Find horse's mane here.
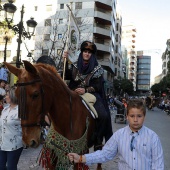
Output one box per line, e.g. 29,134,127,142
34,63,71,94
35,63,59,77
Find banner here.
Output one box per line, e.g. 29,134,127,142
66,4,80,63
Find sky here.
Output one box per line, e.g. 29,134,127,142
118,0,170,82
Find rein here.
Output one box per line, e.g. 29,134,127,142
16,78,45,127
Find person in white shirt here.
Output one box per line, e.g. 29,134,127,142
0,80,6,96
68,99,164,170
0,87,23,170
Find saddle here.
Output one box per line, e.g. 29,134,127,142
80,93,98,119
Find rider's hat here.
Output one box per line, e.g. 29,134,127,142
80,41,97,54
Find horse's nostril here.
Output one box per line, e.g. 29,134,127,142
30,140,37,148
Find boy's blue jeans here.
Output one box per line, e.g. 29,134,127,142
0,147,23,170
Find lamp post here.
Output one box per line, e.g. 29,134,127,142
3,1,37,68
3,32,12,62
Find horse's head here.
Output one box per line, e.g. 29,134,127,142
4,61,45,148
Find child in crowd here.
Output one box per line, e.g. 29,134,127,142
68,99,164,170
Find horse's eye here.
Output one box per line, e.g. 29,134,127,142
32,92,39,99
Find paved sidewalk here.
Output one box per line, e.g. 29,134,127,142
18,111,120,170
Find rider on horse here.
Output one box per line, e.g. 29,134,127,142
63,41,113,149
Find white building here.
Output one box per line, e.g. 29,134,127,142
0,0,57,65
122,24,137,91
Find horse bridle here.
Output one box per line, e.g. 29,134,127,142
16,78,45,127
16,75,74,137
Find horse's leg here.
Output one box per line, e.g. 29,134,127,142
97,163,102,170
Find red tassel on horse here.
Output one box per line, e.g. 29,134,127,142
78,163,89,170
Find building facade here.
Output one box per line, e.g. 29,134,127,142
162,39,170,78
136,53,151,94
121,24,137,91
154,74,162,84
33,0,121,95
0,0,123,93
114,3,123,79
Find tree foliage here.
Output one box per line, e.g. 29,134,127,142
114,78,134,96
151,75,170,97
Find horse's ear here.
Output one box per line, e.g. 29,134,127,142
4,62,21,77
23,60,38,75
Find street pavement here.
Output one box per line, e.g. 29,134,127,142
18,108,170,170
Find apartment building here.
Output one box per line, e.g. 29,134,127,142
122,24,137,91
0,0,122,94
162,39,170,78
136,52,151,95
39,0,119,94
114,3,123,79
154,74,162,84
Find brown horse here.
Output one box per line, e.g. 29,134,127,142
4,61,102,170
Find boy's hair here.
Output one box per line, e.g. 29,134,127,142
127,99,146,116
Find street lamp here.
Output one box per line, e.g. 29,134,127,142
3,1,37,68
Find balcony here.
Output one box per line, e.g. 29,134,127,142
98,58,115,73
129,75,135,80
130,64,135,69
95,42,110,53
93,25,111,38
130,72,135,76
95,0,112,10
132,28,136,32
129,70,135,75
94,10,111,23
132,34,136,38
131,55,135,58
130,57,136,62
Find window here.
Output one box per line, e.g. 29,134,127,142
42,50,49,55
34,6,38,11
46,5,52,11
116,34,118,42
45,19,51,26
57,49,62,55
59,19,63,24
60,4,64,9
0,50,11,59
115,45,118,53
115,68,117,76
76,17,82,25
115,57,117,65
58,34,62,39
44,34,50,41
1,0,8,2
116,23,119,31
75,2,82,9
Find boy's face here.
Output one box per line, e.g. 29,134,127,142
127,108,145,132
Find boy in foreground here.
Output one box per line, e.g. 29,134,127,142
68,99,164,170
